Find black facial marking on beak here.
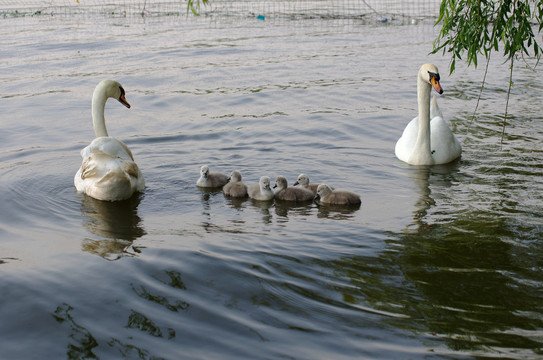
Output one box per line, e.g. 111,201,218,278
428,71,440,82
118,86,131,108
428,71,444,94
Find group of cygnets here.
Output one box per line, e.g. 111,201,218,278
196,165,361,206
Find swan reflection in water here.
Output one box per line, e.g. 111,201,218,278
405,161,460,231
79,193,146,260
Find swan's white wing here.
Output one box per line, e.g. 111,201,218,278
396,114,461,165
81,137,134,161
75,137,144,201
395,116,419,163
430,116,462,164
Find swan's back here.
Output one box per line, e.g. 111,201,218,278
223,170,248,198
321,190,361,205
316,184,361,206
275,186,314,202
224,182,248,198
75,137,144,201
80,136,134,160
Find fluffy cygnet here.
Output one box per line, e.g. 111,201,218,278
293,173,330,195
273,176,314,202
223,170,248,198
315,184,361,205
248,176,274,201
197,165,229,188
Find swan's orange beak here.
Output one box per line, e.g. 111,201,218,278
119,94,131,109
430,77,443,94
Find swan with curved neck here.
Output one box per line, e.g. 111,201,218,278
395,64,461,165
74,80,144,201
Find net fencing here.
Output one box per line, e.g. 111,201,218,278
1,0,441,21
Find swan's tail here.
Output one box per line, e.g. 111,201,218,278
430,94,443,119
90,168,133,201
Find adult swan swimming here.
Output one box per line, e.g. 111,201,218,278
395,64,461,165
74,80,145,201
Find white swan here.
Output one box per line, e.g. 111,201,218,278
74,80,144,201
395,64,462,165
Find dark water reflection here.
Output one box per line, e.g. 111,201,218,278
79,194,146,260
316,202,361,220
273,201,313,219
389,221,543,356
381,162,543,357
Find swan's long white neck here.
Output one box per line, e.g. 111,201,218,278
92,85,109,138
410,72,434,165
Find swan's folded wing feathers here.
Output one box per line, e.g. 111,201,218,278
119,141,135,161
91,170,133,200
80,157,97,179
88,137,134,161
95,169,129,186
80,149,111,179
123,161,140,179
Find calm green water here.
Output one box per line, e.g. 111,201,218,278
1,10,542,360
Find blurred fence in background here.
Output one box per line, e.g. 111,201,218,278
0,0,441,20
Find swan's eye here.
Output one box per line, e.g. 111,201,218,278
119,86,126,97
428,71,440,82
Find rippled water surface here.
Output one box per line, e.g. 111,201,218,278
1,8,543,360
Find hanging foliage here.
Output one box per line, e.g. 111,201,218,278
432,0,543,74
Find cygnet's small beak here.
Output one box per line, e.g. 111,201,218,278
430,77,443,94
314,194,320,201
118,94,131,108
293,181,299,186
273,184,277,189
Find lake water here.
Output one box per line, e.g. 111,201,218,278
1,3,543,359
